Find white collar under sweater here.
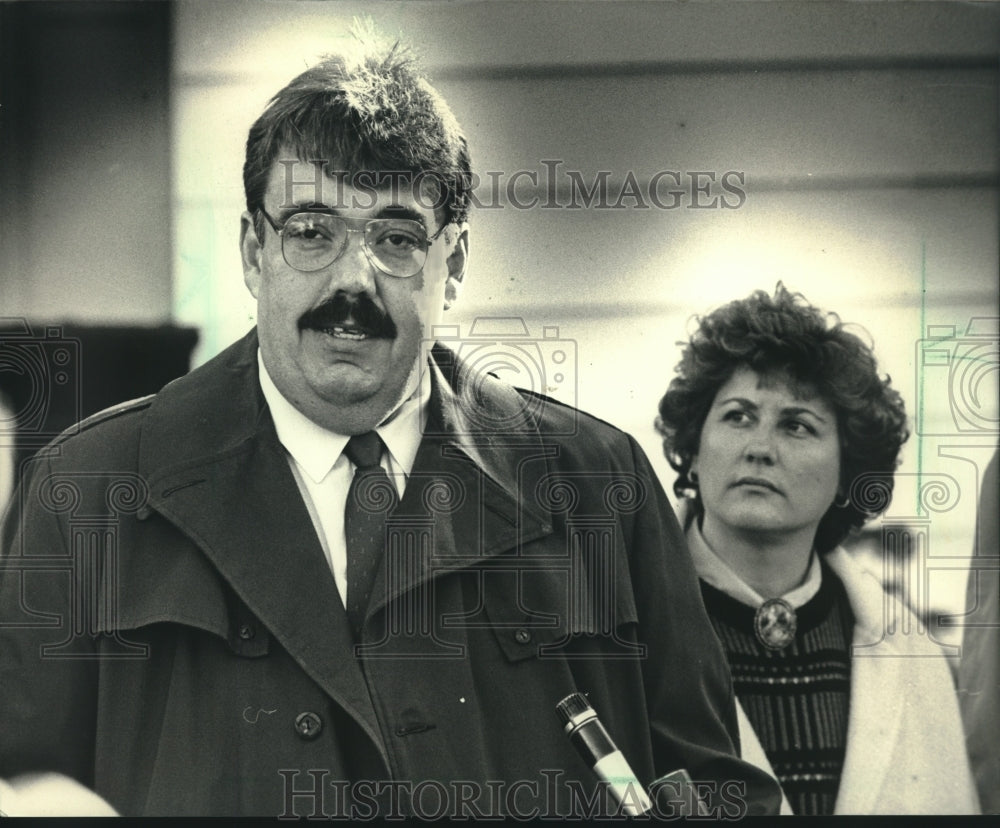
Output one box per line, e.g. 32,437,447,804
682,504,823,610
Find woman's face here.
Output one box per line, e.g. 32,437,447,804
692,366,842,543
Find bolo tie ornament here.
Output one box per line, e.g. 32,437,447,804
754,597,797,650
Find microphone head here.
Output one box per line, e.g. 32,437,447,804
555,692,592,726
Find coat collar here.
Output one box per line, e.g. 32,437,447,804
137,329,553,526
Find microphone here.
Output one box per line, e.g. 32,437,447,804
555,692,653,816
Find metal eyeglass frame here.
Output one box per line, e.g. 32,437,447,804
258,207,450,278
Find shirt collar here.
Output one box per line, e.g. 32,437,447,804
257,349,429,483
685,515,823,610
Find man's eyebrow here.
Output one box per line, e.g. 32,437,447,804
275,203,428,227
375,204,427,226
276,203,333,221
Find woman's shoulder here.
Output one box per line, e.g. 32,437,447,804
824,547,952,659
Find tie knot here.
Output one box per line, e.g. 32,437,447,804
344,431,384,470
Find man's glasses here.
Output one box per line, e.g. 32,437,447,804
259,209,448,278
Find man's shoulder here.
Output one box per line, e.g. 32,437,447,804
35,394,153,470
38,332,258,467
513,385,631,444
432,343,637,457
11,394,154,494
506,386,649,477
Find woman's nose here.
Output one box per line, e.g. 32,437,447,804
743,433,776,464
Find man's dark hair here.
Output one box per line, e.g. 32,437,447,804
655,283,910,553
243,27,472,243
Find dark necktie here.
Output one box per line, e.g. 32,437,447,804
343,431,398,639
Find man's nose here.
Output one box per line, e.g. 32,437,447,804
322,230,378,295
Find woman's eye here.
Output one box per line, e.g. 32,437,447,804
723,409,750,424
785,420,815,436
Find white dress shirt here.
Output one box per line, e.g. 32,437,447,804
257,350,428,607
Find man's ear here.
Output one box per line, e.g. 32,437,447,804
239,211,263,298
443,225,469,311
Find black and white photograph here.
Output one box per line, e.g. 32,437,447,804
0,0,997,817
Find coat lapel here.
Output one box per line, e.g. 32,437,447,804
137,331,385,761
826,548,905,814
363,350,555,625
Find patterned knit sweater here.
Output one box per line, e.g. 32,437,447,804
699,562,854,816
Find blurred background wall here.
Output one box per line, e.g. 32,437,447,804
1,0,998,641
0,0,172,320
0,0,199,512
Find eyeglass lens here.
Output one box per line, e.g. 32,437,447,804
280,213,430,277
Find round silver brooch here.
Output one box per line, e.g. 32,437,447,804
754,597,797,650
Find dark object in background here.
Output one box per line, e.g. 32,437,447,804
0,321,199,489
958,451,1000,813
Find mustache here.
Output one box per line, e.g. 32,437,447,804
298,291,397,339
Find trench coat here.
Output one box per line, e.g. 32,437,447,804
735,548,979,814
0,330,780,817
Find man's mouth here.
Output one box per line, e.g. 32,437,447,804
299,292,397,340
319,324,372,341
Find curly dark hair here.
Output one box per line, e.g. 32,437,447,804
655,283,909,553
243,24,472,244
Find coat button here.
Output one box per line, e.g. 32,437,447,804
238,623,256,641
514,628,532,644
294,712,323,740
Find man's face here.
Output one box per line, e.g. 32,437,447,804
240,158,468,434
